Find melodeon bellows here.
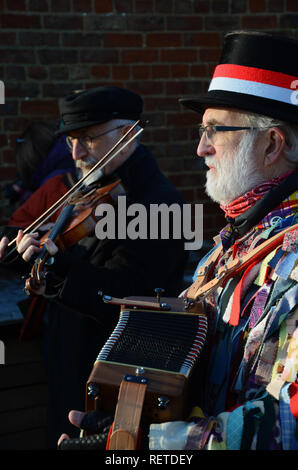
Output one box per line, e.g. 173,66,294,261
86,303,207,423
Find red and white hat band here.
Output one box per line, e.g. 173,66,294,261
209,64,298,105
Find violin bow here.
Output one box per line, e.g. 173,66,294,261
7,120,145,248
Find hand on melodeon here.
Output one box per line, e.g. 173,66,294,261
58,410,114,450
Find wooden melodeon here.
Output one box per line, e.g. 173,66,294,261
86,295,207,449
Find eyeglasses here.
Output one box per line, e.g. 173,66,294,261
66,125,125,151
198,125,267,143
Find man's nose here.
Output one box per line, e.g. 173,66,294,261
196,133,215,158
71,139,88,161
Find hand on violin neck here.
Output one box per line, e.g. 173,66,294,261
17,230,59,262
0,236,9,260
16,230,40,262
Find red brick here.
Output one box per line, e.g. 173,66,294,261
146,33,182,47
169,127,189,140
268,0,285,12
0,14,41,29
287,0,298,11
280,14,298,28
94,0,113,12
166,81,204,95
161,49,197,63
205,15,240,30
42,83,76,98
190,64,209,78
27,66,48,80
144,96,178,111
81,49,118,64
184,32,220,47
134,0,155,12
155,0,173,13
199,48,221,62
121,49,158,64
126,81,163,95
0,166,17,180
104,33,142,48
43,15,83,29
28,0,49,11
49,66,69,80
171,64,189,78
167,112,200,127
62,33,102,48
6,0,26,10
249,0,266,12
4,117,29,131
158,158,184,173
115,0,133,13
194,0,210,13
73,0,92,11
132,65,150,79
167,16,203,30
168,173,202,187
0,32,16,45
38,49,78,65
3,149,17,164
126,16,165,31
21,100,59,116
92,65,111,79
0,135,7,147
19,32,59,46
147,128,170,142
50,0,71,12
112,65,130,80
242,15,277,29
5,65,26,80
151,65,170,78
179,188,195,203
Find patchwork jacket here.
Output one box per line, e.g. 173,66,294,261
149,191,298,450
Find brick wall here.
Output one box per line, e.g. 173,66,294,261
0,0,297,238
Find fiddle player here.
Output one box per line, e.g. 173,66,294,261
0,86,187,448
58,32,298,450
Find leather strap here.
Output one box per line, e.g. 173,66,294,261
187,223,298,304
186,245,222,300
108,379,147,450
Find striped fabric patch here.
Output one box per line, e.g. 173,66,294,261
209,64,298,105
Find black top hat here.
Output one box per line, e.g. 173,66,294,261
56,86,143,135
180,31,298,124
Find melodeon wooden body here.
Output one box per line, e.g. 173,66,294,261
86,297,207,424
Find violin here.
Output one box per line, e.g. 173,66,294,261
24,178,126,296
4,121,145,295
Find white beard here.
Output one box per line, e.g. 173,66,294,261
205,132,266,205
76,155,103,186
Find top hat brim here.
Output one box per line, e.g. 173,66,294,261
179,89,298,125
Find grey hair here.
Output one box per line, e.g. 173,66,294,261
242,112,298,165
110,119,142,145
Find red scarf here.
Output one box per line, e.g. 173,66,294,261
220,171,295,219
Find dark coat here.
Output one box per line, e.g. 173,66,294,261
21,144,188,448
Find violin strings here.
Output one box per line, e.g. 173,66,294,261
7,122,144,247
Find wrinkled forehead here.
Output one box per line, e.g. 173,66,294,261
202,107,248,126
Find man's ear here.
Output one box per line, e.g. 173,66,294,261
264,127,286,167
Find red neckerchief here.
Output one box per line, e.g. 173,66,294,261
220,170,295,219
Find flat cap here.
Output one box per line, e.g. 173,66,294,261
56,86,143,135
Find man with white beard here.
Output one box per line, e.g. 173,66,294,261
58,31,298,451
